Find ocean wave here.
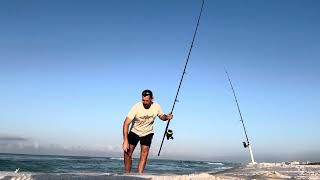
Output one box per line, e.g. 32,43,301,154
207,162,224,166
109,157,124,161
214,166,233,170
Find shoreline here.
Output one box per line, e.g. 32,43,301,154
1,162,320,180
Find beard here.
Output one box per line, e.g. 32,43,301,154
143,103,152,109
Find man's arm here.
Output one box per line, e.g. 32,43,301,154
122,117,133,152
159,113,173,121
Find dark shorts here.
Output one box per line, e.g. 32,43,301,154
128,131,154,147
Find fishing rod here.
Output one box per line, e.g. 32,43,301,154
225,69,256,164
157,0,205,157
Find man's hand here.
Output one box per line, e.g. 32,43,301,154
166,113,173,120
160,113,173,121
122,140,129,152
123,117,133,153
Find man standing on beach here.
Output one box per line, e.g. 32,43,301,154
122,89,173,173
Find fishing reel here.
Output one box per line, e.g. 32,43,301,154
166,129,174,140
243,141,249,148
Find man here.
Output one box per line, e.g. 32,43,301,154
122,89,173,173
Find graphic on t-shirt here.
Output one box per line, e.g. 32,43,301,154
139,114,155,120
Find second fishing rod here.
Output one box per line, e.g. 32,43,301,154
225,69,256,164
157,0,205,157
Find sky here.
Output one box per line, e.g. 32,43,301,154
0,0,319,163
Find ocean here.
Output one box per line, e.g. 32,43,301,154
0,153,238,175
2,154,319,179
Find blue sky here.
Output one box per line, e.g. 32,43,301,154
0,0,319,162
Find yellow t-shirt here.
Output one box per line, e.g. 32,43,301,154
127,102,164,137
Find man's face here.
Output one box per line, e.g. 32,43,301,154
142,95,152,108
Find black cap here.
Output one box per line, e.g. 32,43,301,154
142,89,153,98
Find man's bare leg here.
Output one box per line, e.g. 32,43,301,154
137,145,150,173
124,144,136,173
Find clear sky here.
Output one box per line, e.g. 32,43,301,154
0,0,319,162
